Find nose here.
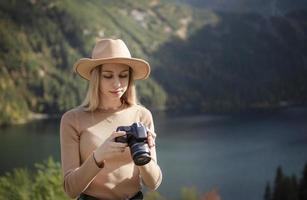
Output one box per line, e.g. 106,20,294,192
112,76,121,88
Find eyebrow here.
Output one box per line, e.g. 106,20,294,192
101,69,129,73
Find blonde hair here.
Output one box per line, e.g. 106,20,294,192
81,65,137,111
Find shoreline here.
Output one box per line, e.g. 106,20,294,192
0,112,62,127
1,104,307,127
27,112,62,122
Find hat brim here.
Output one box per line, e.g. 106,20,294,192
74,57,150,80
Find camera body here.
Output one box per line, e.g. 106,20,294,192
115,122,151,166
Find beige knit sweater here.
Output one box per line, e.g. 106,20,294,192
60,104,162,199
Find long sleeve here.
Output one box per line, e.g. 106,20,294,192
138,108,163,190
60,110,101,198
60,105,162,199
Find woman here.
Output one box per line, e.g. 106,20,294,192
60,39,162,200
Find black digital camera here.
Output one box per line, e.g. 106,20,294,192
115,122,151,166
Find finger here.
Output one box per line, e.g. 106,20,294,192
110,142,128,148
110,131,126,140
147,136,156,148
148,141,154,148
147,129,157,139
108,143,126,152
148,142,155,148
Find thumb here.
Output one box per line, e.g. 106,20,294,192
110,131,126,140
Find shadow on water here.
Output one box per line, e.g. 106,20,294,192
154,106,307,199
0,118,61,174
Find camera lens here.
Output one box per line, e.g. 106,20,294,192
130,143,151,166
134,155,151,166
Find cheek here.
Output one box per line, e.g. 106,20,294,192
121,78,129,88
100,80,108,92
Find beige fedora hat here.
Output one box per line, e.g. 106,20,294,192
74,39,150,80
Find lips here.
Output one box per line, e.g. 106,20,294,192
110,89,123,95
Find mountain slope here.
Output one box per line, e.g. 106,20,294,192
172,0,307,15
152,10,307,113
1,0,306,125
0,0,212,125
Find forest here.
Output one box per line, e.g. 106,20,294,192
0,0,306,124
264,163,307,200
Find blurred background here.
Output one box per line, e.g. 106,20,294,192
0,0,307,199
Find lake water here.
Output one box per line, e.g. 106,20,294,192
1,107,307,200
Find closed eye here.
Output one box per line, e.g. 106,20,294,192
119,74,128,78
102,75,112,79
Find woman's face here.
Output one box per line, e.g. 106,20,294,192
100,63,130,101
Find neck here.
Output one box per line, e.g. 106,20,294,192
99,98,123,110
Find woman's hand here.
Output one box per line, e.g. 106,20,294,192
94,131,128,164
147,129,157,148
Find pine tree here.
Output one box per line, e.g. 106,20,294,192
264,182,272,200
282,175,299,200
299,162,307,200
273,166,285,200
290,175,299,200
267,163,307,200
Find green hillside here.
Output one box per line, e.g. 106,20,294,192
153,10,307,113
172,0,307,15
1,0,306,125
0,0,213,125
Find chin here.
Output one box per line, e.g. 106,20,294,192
109,94,123,99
